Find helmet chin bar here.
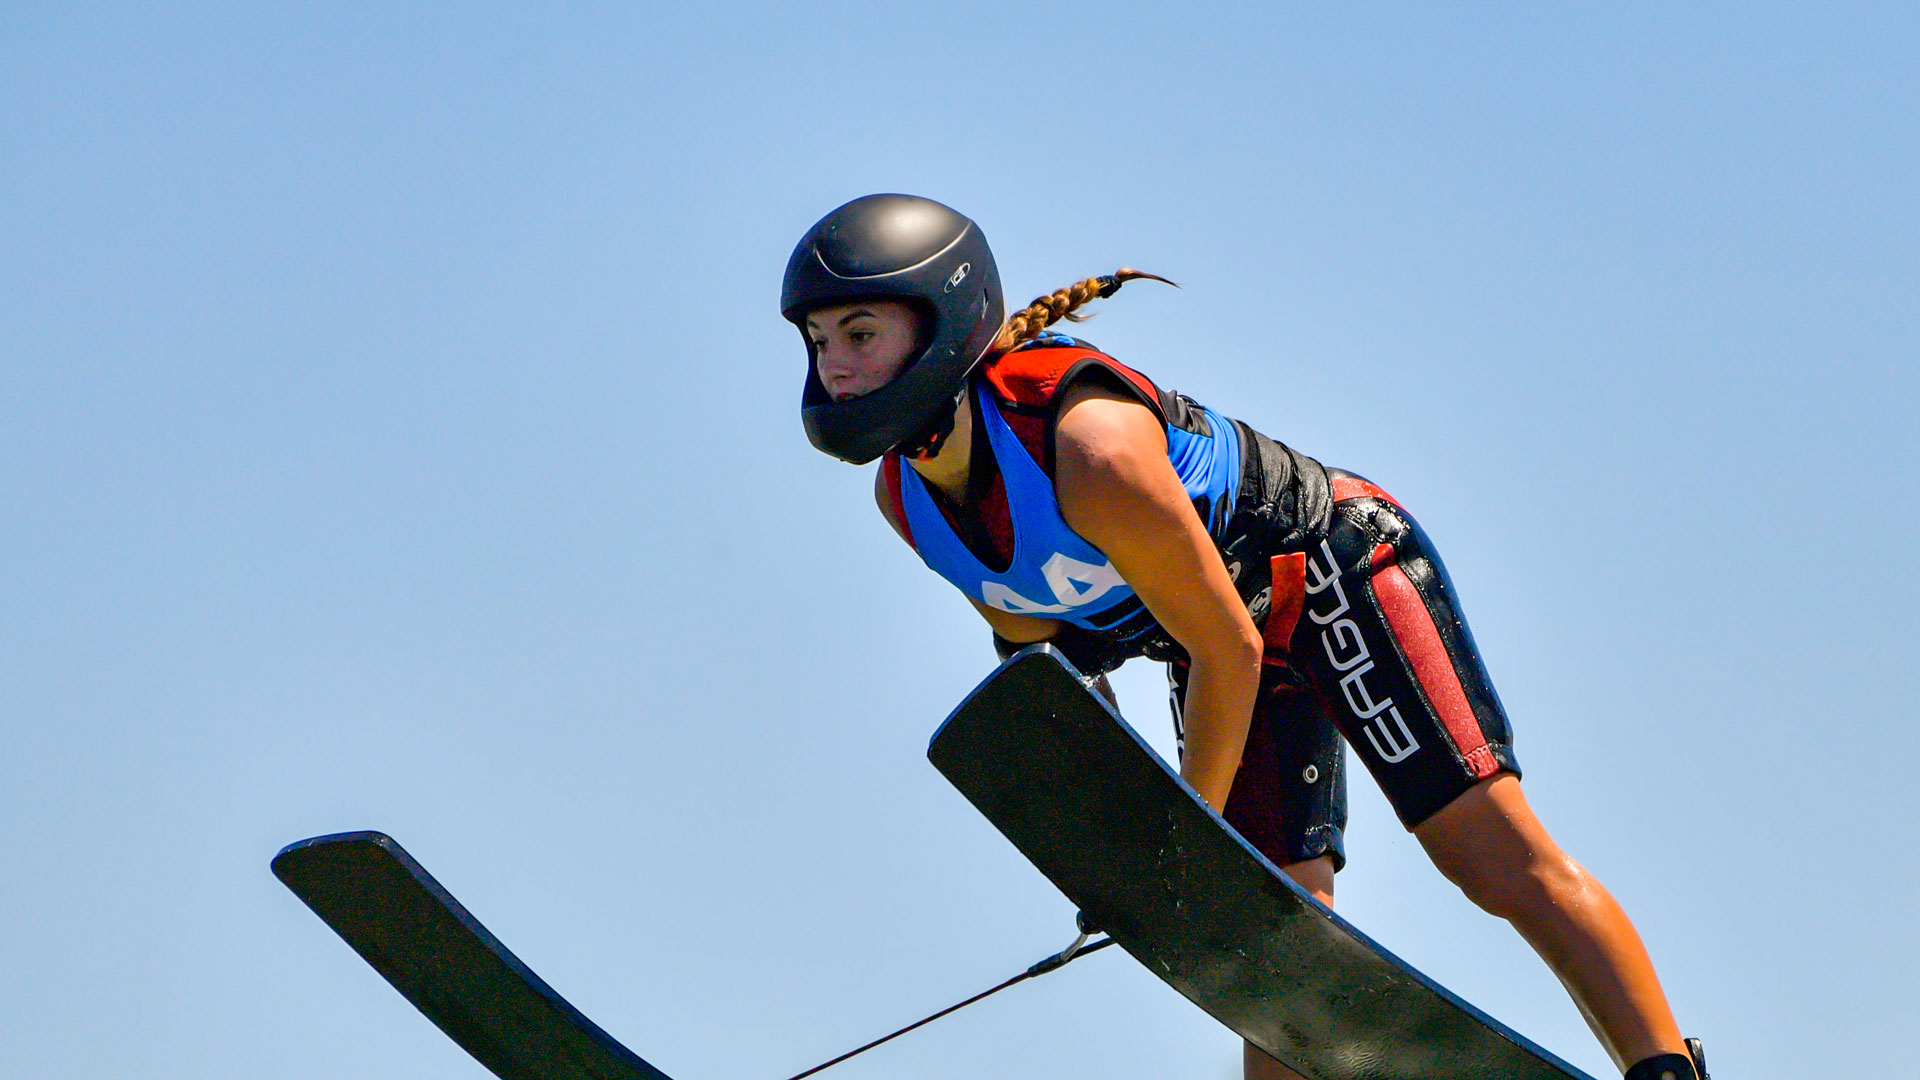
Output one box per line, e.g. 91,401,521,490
898,391,962,461
798,334,958,465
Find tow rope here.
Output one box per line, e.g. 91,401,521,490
783,923,1115,1080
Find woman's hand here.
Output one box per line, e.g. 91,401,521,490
1053,383,1262,812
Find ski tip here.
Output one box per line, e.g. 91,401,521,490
927,644,1075,754
271,830,400,877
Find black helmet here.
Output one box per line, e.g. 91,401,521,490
782,194,1004,464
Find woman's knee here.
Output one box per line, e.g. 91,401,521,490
1281,854,1336,906
1449,845,1589,922
1414,776,1584,920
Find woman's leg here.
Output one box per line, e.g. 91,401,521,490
1279,482,1697,1073
1243,856,1337,1080
1413,774,1686,1072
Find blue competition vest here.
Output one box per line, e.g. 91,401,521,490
898,376,1241,640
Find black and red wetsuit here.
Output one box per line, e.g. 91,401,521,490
880,334,1520,870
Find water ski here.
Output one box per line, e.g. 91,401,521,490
927,645,1598,1080
273,832,674,1080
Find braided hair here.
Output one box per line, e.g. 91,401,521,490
990,268,1178,354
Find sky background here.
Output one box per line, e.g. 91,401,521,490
3,5,1915,1079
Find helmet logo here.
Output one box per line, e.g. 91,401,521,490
944,262,970,292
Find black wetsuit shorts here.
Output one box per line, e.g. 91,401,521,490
1169,469,1521,871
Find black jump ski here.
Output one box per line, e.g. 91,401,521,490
928,646,1599,1080
272,832,673,1080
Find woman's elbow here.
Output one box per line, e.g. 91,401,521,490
1194,622,1263,676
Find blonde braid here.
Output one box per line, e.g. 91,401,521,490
991,268,1178,354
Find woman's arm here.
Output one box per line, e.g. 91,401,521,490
1053,383,1263,812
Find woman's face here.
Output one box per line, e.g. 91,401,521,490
805,300,922,402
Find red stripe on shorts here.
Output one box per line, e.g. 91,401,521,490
1368,542,1500,778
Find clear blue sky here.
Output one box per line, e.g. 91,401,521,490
4,5,1914,1078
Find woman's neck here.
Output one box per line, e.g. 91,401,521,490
906,390,975,504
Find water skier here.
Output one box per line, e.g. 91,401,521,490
781,194,1706,1080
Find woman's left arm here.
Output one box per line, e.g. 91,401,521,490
1053,383,1263,812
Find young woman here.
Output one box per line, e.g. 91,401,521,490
781,193,1707,1080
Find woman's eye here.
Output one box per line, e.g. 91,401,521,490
849,330,874,344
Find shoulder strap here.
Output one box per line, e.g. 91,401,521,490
980,345,1167,420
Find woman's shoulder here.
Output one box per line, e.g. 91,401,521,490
978,332,1163,415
